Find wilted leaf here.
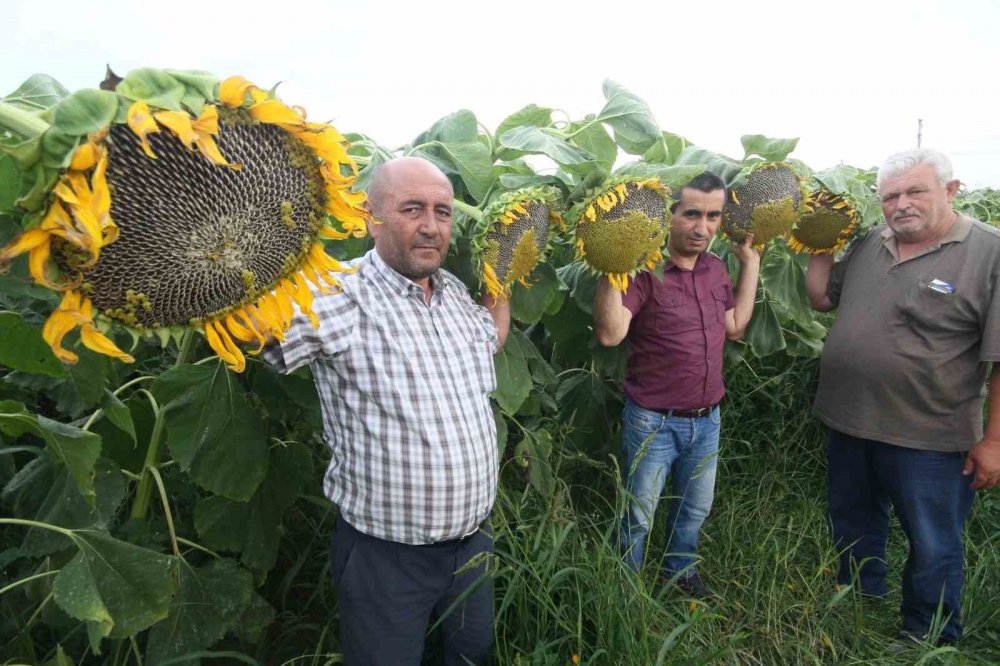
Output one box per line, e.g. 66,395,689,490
145,558,253,665
154,362,268,501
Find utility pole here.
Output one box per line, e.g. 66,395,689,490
917,118,923,148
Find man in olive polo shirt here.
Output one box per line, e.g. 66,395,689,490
806,148,1000,644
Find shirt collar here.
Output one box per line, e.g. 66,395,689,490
664,252,710,273
880,211,973,258
367,249,448,299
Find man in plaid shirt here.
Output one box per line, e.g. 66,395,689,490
264,157,509,665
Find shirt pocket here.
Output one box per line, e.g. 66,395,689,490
711,284,730,324
654,286,699,332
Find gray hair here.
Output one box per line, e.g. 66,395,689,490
877,149,954,189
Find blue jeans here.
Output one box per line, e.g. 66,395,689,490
827,429,975,642
618,398,721,577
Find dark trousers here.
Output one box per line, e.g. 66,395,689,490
827,429,975,642
330,515,494,665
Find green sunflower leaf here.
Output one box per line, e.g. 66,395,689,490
52,529,175,648
492,330,532,413
2,73,69,112
0,153,22,212
556,370,615,452
744,298,786,358
40,126,81,169
0,312,68,377
231,592,276,643
432,140,493,203
568,120,618,170
510,262,562,325
145,558,253,666
413,110,478,145
498,126,596,166
674,146,744,188
741,134,799,163
193,443,313,570
52,89,118,137
0,403,101,507
596,80,661,155
165,70,219,102
99,389,136,445
760,249,813,324
116,68,186,111
153,362,268,501
2,456,126,557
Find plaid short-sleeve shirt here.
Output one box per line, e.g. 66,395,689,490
264,250,499,544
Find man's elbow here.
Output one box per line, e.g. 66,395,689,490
807,294,835,312
726,326,746,342
595,326,625,347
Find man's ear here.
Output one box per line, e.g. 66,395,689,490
365,201,381,238
945,179,961,202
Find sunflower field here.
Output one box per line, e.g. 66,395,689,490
1,70,998,665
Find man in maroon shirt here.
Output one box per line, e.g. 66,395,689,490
593,172,760,597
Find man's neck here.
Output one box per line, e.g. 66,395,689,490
896,210,958,261
670,252,701,271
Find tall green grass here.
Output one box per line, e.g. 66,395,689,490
219,353,999,665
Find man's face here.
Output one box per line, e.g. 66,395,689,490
880,163,959,244
668,187,725,259
368,161,454,281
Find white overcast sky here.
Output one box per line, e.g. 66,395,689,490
2,0,998,188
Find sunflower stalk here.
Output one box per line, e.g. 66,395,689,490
129,330,195,521
453,199,483,221
0,101,50,140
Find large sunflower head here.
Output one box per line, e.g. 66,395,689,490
571,176,672,292
722,162,805,248
788,184,860,255
0,70,369,372
472,186,563,301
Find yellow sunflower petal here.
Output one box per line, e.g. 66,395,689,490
219,76,261,108
192,104,220,135
0,227,50,261
289,273,319,328
80,324,134,363
42,291,86,363
127,101,160,159
204,320,243,371
193,134,241,169
154,110,197,148
69,141,101,171
249,100,305,127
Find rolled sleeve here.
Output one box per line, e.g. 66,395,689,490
474,304,499,355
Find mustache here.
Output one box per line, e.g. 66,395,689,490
892,209,916,221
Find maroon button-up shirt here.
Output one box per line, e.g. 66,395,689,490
621,253,734,411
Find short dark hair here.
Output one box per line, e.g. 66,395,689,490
670,172,726,213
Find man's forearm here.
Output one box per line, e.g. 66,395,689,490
806,255,835,311
482,293,511,352
593,277,630,346
732,255,761,334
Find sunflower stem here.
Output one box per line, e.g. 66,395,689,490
0,102,50,140
130,330,195,521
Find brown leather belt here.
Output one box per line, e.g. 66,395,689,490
653,403,718,418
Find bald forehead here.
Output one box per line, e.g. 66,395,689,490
368,157,453,209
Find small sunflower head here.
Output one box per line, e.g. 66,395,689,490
473,186,563,301
722,162,805,248
788,185,860,255
571,176,672,292
0,70,369,372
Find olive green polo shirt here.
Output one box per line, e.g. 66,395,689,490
813,214,1000,452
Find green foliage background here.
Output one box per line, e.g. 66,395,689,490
0,72,997,665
